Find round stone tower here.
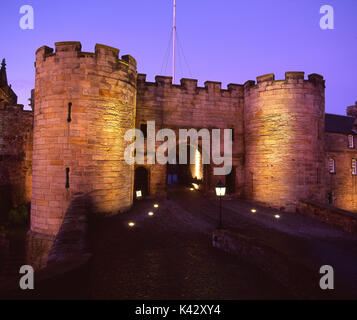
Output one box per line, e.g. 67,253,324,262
244,72,325,212
31,42,137,238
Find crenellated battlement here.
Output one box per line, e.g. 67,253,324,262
256,73,275,83
35,41,136,70
55,41,82,53
244,71,325,92
137,71,324,96
308,73,325,87
2,104,33,113
285,71,305,81
137,73,244,96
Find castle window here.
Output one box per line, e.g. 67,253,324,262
67,102,72,122
329,158,335,174
348,135,354,148
65,168,70,188
140,123,148,139
352,159,357,175
327,192,333,205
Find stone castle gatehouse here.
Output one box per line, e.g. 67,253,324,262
1,42,357,255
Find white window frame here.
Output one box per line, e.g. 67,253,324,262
329,158,335,174
352,159,357,176
348,135,354,149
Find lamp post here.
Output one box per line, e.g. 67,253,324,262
215,180,226,229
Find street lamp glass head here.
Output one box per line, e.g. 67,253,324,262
215,180,226,197
136,190,142,198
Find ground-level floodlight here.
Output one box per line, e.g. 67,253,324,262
192,183,199,190
136,190,142,199
192,177,201,190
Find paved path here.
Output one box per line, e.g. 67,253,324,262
89,193,292,299
89,187,357,299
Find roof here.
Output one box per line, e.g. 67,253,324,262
325,113,355,134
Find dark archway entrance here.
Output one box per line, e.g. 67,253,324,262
167,162,191,186
134,166,149,197
167,145,203,187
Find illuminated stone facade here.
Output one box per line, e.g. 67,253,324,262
244,73,326,211
31,42,137,237
1,42,357,248
324,104,357,212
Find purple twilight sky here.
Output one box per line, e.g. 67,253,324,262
1,0,356,114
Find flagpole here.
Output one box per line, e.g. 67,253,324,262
173,0,176,83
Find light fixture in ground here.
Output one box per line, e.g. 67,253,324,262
148,212,154,216
128,222,135,227
274,215,280,219
190,188,194,191
192,183,199,190
154,204,159,208
251,209,257,213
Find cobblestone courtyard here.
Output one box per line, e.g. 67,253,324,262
89,187,357,300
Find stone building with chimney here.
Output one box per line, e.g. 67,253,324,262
0,59,18,107
0,59,33,216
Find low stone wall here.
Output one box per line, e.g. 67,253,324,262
297,200,357,234
26,231,54,270
0,194,92,299
47,194,91,264
212,229,321,299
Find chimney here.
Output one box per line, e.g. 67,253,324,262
347,101,357,118
0,58,8,87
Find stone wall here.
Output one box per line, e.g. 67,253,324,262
325,132,357,212
244,72,326,212
31,42,137,238
0,105,33,216
136,75,245,196
298,200,357,233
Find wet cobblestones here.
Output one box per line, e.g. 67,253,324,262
89,190,293,299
